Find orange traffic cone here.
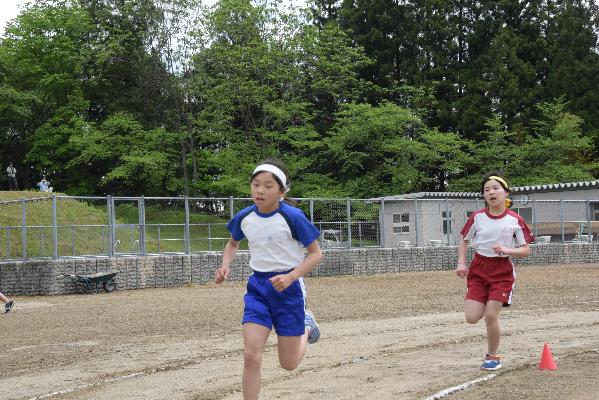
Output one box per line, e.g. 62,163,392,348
538,343,558,370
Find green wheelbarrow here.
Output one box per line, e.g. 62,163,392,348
64,271,118,293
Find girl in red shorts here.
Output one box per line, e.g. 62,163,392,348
456,172,534,370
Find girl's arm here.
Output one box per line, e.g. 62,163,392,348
492,243,531,258
269,240,323,292
215,236,240,284
456,235,469,277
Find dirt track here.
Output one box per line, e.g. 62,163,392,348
1,264,599,400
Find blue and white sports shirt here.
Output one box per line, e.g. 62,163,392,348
227,202,320,273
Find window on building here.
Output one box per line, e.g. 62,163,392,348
393,213,410,234
513,207,532,222
591,202,599,221
442,211,452,234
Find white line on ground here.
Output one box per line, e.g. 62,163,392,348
422,374,497,400
27,372,146,400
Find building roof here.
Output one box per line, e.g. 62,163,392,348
511,180,599,193
376,180,599,200
379,192,480,200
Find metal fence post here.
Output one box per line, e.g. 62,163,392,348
112,197,117,254
358,222,362,247
445,197,451,245
184,196,191,254
560,200,565,243
71,225,76,256
107,195,115,257
309,198,314,223
6,227,11,258
139,196,146,255
380,198,385,248
229,196,234,220
587,199,592,242
414,199,419,247
346,197,352,248
157,225,161,253
532,200,538,238
21,198,27,260
52,195,58,259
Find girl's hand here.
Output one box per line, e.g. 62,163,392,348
456,264,468,278
215,266,230,284
493,244,509,256
269,273,294,292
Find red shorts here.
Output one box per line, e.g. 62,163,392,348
466,253,515,306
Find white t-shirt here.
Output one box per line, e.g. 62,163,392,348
461,208,534,257
227,202,320,273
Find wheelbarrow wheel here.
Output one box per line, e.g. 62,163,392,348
103,280,117,293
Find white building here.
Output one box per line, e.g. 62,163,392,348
377,180,599,247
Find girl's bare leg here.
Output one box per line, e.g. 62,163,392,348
464,299,485,324
242,323,271,400
484,300,504,355
0,292,9,303
277,328,309,371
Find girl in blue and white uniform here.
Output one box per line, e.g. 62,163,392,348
215,159,322,400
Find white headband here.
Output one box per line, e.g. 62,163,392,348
253,164,289,192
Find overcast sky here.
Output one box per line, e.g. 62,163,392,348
0,0,24,35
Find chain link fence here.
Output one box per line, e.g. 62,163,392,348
1,196,598,261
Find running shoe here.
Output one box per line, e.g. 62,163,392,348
304,310,320,344
481,354,502,371
4,300,15,314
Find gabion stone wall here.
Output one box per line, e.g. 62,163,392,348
1,243,598,296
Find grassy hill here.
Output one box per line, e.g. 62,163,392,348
0,191,106,227
0,191,234,257
0,191,57,201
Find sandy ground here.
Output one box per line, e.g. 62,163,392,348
1,264,599,400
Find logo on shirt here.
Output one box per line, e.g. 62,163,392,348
267,235,287,242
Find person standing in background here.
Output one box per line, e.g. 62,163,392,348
6,162,18,190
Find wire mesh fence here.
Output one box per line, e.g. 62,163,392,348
56,196,110,257
1,195,598,261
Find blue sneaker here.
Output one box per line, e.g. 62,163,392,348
304,310,320,344
481,355,502,371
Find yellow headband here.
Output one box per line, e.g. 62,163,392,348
488,175,508,189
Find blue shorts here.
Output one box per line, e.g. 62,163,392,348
243,270,306,336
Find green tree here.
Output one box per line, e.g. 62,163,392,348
153,0,207,196
324,102,417,196
299,22,375,135
511,99,597,184
69,112,181,195
451,99,597,191
190,0,303,196
544,0,599,146
78,0,174,127
0,0,92,188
